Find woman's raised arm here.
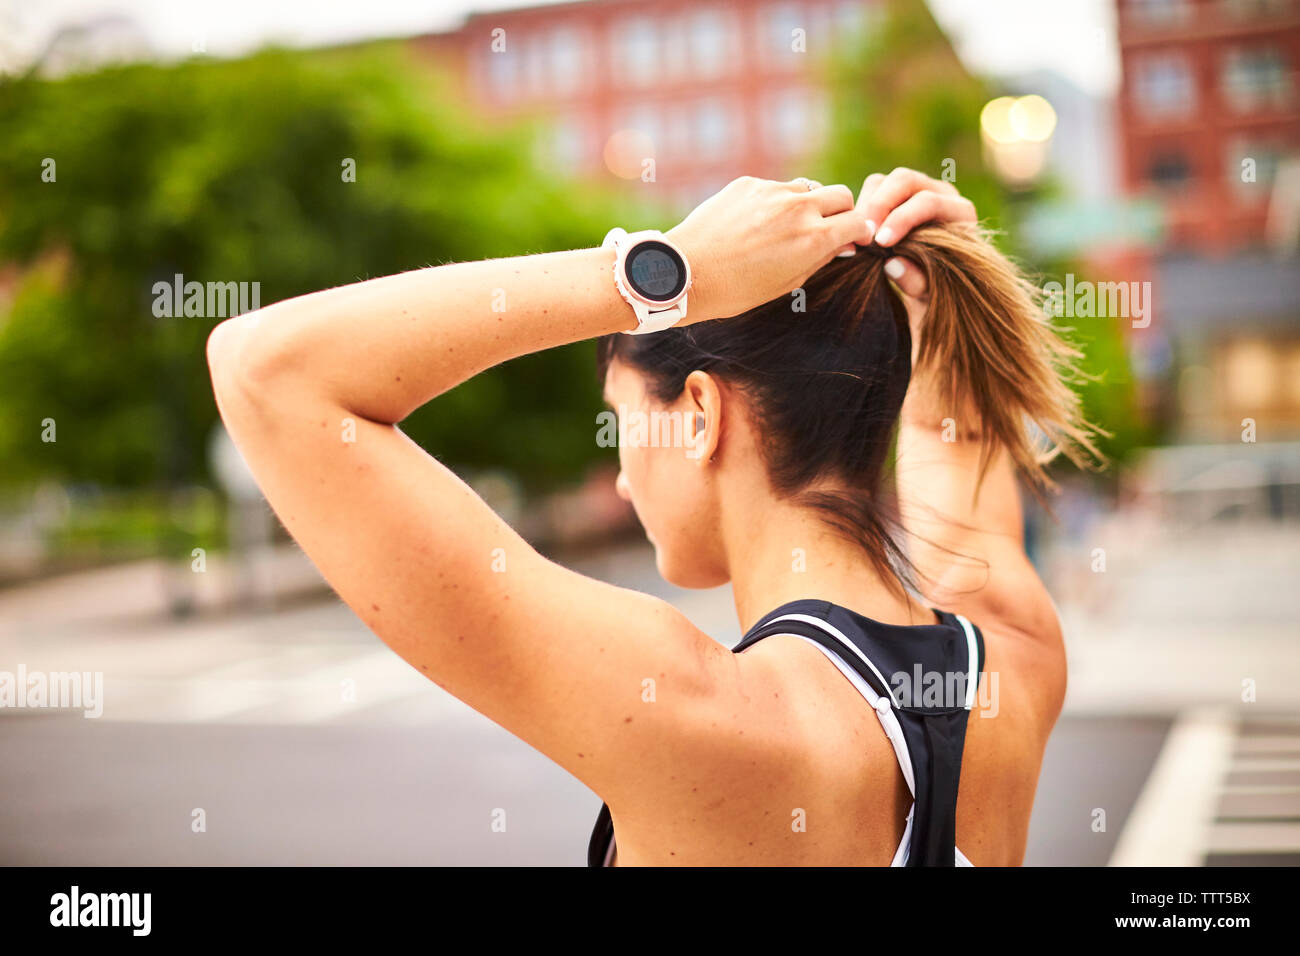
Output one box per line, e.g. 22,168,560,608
209,177,867,425
204,177,870,801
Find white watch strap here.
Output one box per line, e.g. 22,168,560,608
632,299,687,333
603,227,689,334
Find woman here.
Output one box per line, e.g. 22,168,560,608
207,168,1098,866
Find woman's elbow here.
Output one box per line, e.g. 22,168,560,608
206,313,289,405
206,317,237,375
206,318,243,395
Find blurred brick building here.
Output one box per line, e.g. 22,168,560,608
1115,0,1300,442
407,0,1300,444
412,0,878,210
1117,0,1299,252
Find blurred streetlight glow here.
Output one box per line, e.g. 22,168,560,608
981,94,1057,186
980,96,1019,144
1009,94,1057,142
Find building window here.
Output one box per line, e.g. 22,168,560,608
1225,139,1281,199
1133,54,1196,118
805,0,879,53
1147,151,1192,189
659,15,690,78
1221,47,1291,112
522,37,547,96
1218,0,1294,20
1128,0,1192,26
544,115,591,175
546,26,586,96
484,46,519,101
690,97,740,161
615,104,664,154
762,87,827,156
833,0,874,37
687,8,737,79
661,101,688,158
612,16,659,87
762,2,806,64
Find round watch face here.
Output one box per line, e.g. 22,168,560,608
624,241,687,302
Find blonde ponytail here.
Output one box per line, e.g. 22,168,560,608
889,222,1106,493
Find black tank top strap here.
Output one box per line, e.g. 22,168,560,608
587,598,985,867
587,802,615,867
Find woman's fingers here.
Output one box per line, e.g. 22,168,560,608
860,167,963,243
863,175,933,296
807,183,856,216
856,172,887,235
874,191,977,247
809,184,862,256
821,205,876,251
848,166,976,301
664,175,887,320
884,256,929,300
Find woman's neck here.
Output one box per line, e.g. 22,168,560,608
721,490,933,635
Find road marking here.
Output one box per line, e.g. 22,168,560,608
1234,734,1300,755
1229,756,1300,772
1208,821,1300,852
1109,707,1237,866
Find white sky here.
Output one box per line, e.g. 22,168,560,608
1,0,1120,96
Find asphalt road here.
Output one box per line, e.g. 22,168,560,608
0,708,1167,866
6,518,1295,866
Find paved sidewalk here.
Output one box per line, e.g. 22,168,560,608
0,542,330,633
1045,518,1300,716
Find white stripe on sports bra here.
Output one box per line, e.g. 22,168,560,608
956,613,979,710
772,616,976,868
762,612,904,707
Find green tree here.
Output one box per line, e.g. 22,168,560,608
0,44,623,497
817,0,1005,237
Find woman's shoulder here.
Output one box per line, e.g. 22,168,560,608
969,597,1068,740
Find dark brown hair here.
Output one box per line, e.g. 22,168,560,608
596,221,1101,591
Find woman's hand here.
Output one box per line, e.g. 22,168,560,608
665,176,872,324
855,167,977,307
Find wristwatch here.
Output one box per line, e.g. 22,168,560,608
602,227,691,334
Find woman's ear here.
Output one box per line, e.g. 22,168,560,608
682,370,722,464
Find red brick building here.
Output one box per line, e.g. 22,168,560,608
413,0,879,209
1116,0,1299,254
1114,0,1300,441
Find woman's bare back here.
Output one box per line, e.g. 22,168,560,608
605,613,1065,867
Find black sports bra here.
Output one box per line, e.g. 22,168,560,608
587,598,986,866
